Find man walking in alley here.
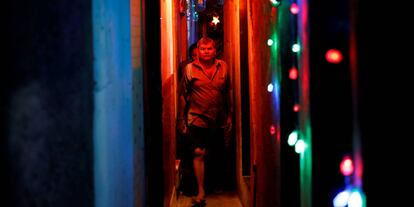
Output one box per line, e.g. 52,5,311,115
177,37,233,206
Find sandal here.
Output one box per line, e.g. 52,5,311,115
191,198,206,207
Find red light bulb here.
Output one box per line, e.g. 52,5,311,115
289,67,298,80
325,49,343,64
340,155,354,176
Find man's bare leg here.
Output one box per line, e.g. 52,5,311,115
193,148,205,202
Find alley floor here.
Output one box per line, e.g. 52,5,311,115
177,190,242,207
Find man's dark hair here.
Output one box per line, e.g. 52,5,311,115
189,43,197,54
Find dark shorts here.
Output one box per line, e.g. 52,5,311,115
187,126,224,152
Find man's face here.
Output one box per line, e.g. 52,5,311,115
198,42,216,62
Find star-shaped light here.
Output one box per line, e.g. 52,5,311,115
212,16,220,25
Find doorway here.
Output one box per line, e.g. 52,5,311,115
173,0,250,206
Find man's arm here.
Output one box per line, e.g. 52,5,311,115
177,65,190,134
178,92,187,121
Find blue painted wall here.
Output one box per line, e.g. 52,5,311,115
92,0,135,207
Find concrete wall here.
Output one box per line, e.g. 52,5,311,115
160,0,180,206
92,0,135,206
223,0,251,207
247,0,282,206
